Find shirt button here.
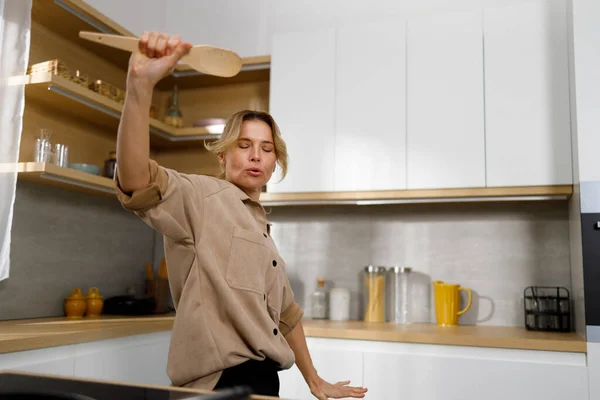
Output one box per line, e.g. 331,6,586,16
272,260,277,267
273,328,278,336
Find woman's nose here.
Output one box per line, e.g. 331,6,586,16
249,147,261,161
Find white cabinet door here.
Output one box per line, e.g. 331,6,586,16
268,29,336,193
0,345,76,378
73,332,171,386
362,342,588,400
484,0,572,186
334,21,407,192
589,342,600,400
278,337,363,400
406,11,485,190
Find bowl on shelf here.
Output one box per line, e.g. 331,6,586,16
69,163,101,175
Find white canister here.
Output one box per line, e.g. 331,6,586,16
329,288,350,321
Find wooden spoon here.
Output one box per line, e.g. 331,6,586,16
79,31,243,78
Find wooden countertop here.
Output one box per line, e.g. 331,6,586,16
0,314,586,354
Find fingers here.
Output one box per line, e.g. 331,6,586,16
155,33,169,57
139,32,189,59
146,32,159,58
165,34,181,56
139,31,149,54
168,41,192,62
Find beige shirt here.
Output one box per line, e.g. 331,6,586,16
114,160,303,390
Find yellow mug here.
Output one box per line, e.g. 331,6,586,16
433,281,472,326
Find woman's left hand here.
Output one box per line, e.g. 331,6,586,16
309,376,368,399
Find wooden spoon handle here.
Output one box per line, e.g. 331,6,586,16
78,31,243,78
79,31,139,53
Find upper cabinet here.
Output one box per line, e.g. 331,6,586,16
334,21,407,192
267,0,572,197
267,28,336,193
483,0,572,186
406,11,485,190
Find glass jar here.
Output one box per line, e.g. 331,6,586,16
388,266,412,324
363,266,386,322
311,277,328,319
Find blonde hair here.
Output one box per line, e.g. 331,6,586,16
205,110,288,181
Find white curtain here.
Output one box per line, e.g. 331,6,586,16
0,0,32,281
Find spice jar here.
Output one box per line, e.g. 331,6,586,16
85,287,104,318
103,151,117,179
363,266,386,322
64,288,86,318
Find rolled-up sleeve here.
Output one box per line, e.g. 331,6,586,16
114,159,202,244
278,275,304,336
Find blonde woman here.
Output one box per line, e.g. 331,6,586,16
114,31,368,399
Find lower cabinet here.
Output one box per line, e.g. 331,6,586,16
0,344,77,377
279,337,589,400
2,334,590,400
73,331,171,386
0,331,172,387
278,337,364,400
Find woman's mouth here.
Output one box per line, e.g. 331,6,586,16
246,168,263,177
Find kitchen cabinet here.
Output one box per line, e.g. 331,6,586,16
483,0,572,187
590,342,600,400
280,337,588,400
362,341,588,400
0,344,76,377
406,11,485,190
278,337,364,400
73,331,171,386
0,332,171,386
267,28,336,193
334,21,407,192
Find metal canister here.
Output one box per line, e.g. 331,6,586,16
388,266,412,324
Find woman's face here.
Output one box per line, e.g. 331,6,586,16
221,119,277,199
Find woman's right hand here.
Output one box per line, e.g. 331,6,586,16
127,31,192,90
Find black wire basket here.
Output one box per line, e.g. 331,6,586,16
524,286,571,332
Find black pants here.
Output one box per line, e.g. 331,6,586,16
214,358,280,397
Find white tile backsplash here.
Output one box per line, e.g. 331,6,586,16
267,201,572,327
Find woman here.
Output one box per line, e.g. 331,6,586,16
114,31,368,399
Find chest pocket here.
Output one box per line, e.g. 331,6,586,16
226,227,269,294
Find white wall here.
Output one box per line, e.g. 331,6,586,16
83,0,166,36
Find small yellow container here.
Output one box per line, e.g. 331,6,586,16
85,287,104,318
64,288,86,319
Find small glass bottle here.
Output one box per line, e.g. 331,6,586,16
164,85,183,128
311,277,328,319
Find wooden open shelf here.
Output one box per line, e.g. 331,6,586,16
32,0,270,90
16,162,115,198
23,73,221,148
31,0,134,70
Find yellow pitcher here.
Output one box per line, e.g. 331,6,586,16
433,281,472,326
